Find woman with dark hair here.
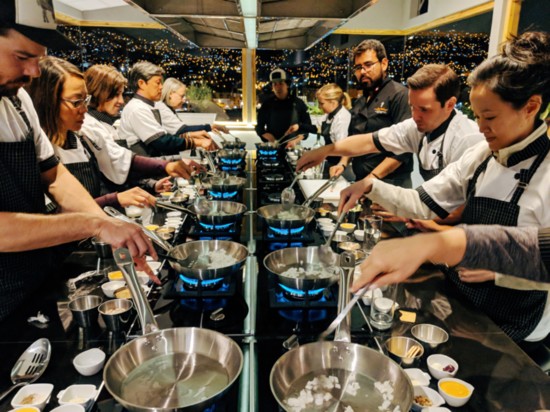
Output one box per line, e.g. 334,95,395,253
29,57,198,208
344,31,550,343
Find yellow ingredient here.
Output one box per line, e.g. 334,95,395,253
115,287,132,299
15,408,39,412
108,271,123,280
340,223,355,229
440,381,470,398
145,225,159,231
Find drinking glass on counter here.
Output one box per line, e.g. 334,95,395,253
369,284,398,330
362,214,383,254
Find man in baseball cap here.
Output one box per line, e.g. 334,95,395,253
269,68,288,83
0,0,75,50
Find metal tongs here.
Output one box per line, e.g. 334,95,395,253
302,174,339,207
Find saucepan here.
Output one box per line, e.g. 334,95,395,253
156,199,247,226
270,252,413,411
106,249,243,412
104,207,248,280
257,204,315,230
201,175,247,193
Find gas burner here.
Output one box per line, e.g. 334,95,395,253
268,242,304,252
267,193,281,203
267,225,305,237
199,221,236,232
265,174,285,182
179,273,226,291
278,308,329,323
209,189,239,200
220,165,244,172
257,148,278,158
219,157,245,166
259,159,281,168
279,284,325,301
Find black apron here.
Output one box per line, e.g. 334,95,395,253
62,133,102,198
0,97,55,322
417,132,446,181
445,143,550,341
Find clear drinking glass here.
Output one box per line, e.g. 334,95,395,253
369,284,398,330
362,214,383,254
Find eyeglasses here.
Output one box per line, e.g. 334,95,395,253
352,61,380,72
62,95,91,109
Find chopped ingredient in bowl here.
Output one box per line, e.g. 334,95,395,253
413,395,432,406
443,364,456,373
21,394,44,405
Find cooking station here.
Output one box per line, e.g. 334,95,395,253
0,147,549,412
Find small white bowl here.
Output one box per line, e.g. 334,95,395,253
321,228,333,238
339,222,356,233
57,385,97,411
166,211,182,217
73,348,106,376
334,230,347,237
101,281,126,298
135,271,151,285
10,407,42,412
124,205,144,218
317,218,333,225
361,287,382,306
50,405,86,412
427,354,459,380
11,383,54,411
404,368,431,387
438,377,474,407
353,230,364,242
412,386,445,411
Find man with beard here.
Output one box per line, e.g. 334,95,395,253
0,0,156,326
324,40,413,185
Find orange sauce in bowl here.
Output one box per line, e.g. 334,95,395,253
440,381,470,398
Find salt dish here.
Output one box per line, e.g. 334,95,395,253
72,348,105,376
57,385,97,411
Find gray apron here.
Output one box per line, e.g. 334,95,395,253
445,139,549,341
0,97,54,322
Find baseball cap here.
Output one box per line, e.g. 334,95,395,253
0,0,76,50
269,68,288,83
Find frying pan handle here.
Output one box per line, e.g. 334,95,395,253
104,206,172,252
334,252,356,342
113,248,159,335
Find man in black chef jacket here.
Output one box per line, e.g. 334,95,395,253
342,39,413,186
255,68,314,144
0,0,156,332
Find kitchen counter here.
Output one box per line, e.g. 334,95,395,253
0,150,549,412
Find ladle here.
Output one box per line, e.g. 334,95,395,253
318,211,347,266
0,338,51,402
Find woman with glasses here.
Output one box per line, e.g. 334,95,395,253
345,31,550,344
29,57,195,208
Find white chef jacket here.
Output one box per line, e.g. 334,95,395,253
156,102,185,136
0,89,55,163
320,106,352,143
368,122,550,342
118,96,166,147
80,114,134,183
374,110,484,173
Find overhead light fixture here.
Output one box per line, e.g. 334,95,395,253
244,17,257,49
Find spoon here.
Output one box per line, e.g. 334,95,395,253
318,211,347,267
281,173,301,204
0,338,51,402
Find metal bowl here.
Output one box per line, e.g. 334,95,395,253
69,295,103,329
169,240,248,280
411,324,449,349
98,299,134,333
257,204,315,229
264,246,340,291
202,175,247,192
187,200,247,226
385,336,424,367
222,141,246,150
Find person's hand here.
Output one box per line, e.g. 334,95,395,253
369,203,409,223
457,268,496,283
95,217,158,263
134,255,161,285
206,140,220,151
285,135,304,149
165,159,203,179
406,219,451,232
284,124,300,136
329,164,345,177
262,133,276,143
351,236,430,293
117,187,156,208
154,177,173,193
212,124,229,134
296,146,330,172
338,177,373,215
190,131,214,150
